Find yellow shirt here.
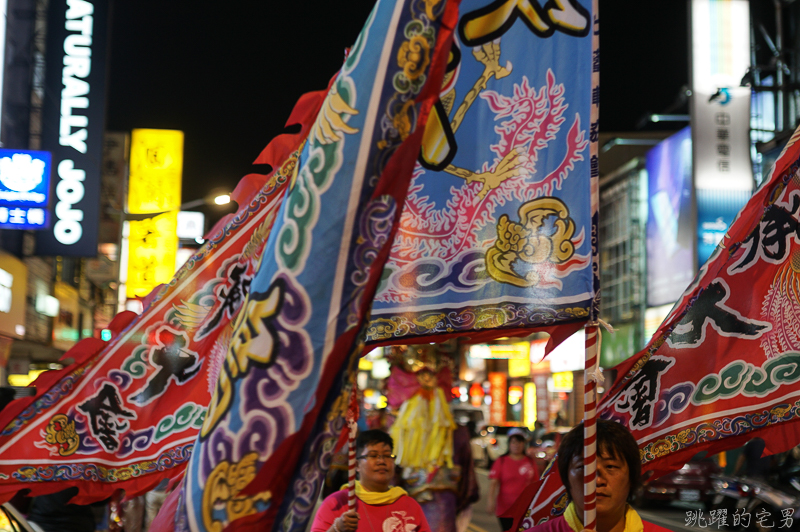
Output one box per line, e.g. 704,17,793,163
563,502,644,532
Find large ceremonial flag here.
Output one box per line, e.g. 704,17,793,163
155,0,599,530
156,1,458,530
366,0,599,348
0,94,322,503
513,124,800,529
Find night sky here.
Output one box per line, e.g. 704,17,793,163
105,1,689,213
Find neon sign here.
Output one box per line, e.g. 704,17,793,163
0,149,51,230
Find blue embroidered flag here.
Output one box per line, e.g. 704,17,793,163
159,1,458,530
367,0,599,347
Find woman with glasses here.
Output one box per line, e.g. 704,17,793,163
311,430,432,532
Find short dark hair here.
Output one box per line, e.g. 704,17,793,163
556,420,641,501
356,429,393,456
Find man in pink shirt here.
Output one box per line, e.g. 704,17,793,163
311,430,432,532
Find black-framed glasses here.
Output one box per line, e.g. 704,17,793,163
356,453,396,461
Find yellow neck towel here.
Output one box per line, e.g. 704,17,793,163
346,481,408,505
563,502,643,532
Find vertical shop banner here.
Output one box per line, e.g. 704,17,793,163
645,127,694,307
127,129,183,214
35,0,108,256
126,213,179,298
126,130,184,298
366,0,597,346
691,0,753,268
489,372,507,425
523,382,536,428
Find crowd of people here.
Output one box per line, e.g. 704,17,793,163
9,415,791,532
311,420,675,532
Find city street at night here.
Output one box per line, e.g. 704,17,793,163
0,0,798,531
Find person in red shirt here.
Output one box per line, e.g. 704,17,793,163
311,430,432,532
488,428,539,531
523,420,671,532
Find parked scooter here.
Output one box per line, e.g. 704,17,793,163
710,474,799,531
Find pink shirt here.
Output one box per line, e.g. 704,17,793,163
311,490,432,532
489,455,538,516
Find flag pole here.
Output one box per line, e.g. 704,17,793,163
583,326,599,530
347,385,359,511
585,0,600,528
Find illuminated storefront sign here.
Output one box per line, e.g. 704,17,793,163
550,371,574,392
35,295,59,317
534,374,548,425
0,252,26,339
508,356,530,377
36,0,108,256
468,342,529,359
691,0,752,269
128,129,183,214
469,382,484,408
125,129,183,298
0,268,11,313
488,372,507,426
125,214,179,298
508,385,523,405
524,382,537,428
0,149,51,230
691,0,752,192
645,128,694,307
177,211,205,239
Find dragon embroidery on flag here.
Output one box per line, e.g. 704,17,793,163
378,41,589,303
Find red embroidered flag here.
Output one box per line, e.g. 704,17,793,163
0,93,324,504
512,125,800,529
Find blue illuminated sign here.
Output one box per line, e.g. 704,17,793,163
645,127,694,307
0,148,51,230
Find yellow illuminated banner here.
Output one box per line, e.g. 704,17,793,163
469,342,529,359
524,382,536,429
509,356,530,377
488,372,507,426
551,371,574,392
126,212,178,298
128,129,184,214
